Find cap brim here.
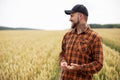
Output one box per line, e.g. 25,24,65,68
64,10,72,15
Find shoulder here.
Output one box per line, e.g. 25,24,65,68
88,29,102,40
63,29,72,37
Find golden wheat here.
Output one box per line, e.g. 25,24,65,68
94,28,120,52
0,29,120,80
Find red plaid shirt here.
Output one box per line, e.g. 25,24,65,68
59,26,103,80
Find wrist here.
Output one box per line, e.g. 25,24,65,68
61,57,66,62
79,65,83,70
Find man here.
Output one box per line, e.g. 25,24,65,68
59,4,103,80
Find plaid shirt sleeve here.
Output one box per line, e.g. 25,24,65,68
59,33,67,64
80,33,103,75
59,33,68,64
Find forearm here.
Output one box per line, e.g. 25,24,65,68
79,61,103,75
59,51,66,65
59,34,67,64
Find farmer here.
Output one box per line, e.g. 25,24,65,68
59,4,103,80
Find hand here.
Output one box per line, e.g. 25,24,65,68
68,63,81,71
61,61,68,71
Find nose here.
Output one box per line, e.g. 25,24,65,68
69,17,72,22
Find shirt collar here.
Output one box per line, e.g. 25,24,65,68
71,24,91,34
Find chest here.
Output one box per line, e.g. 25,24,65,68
65,34,94,53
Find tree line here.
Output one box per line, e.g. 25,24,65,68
0,24,120,30
89,24,120,28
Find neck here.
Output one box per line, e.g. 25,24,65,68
76,23,87,34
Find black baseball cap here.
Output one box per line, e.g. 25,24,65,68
65,4,88,16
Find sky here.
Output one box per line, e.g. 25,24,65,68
0,0,120,30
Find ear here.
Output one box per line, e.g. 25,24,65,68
79,13,82,17
79,13,83,20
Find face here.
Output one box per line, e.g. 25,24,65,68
69,12,80,29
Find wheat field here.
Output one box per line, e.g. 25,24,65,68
94,28,120,52
0,29,120,80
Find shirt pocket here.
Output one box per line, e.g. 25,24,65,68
77,40,89,53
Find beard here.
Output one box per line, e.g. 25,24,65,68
71,18,80,29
